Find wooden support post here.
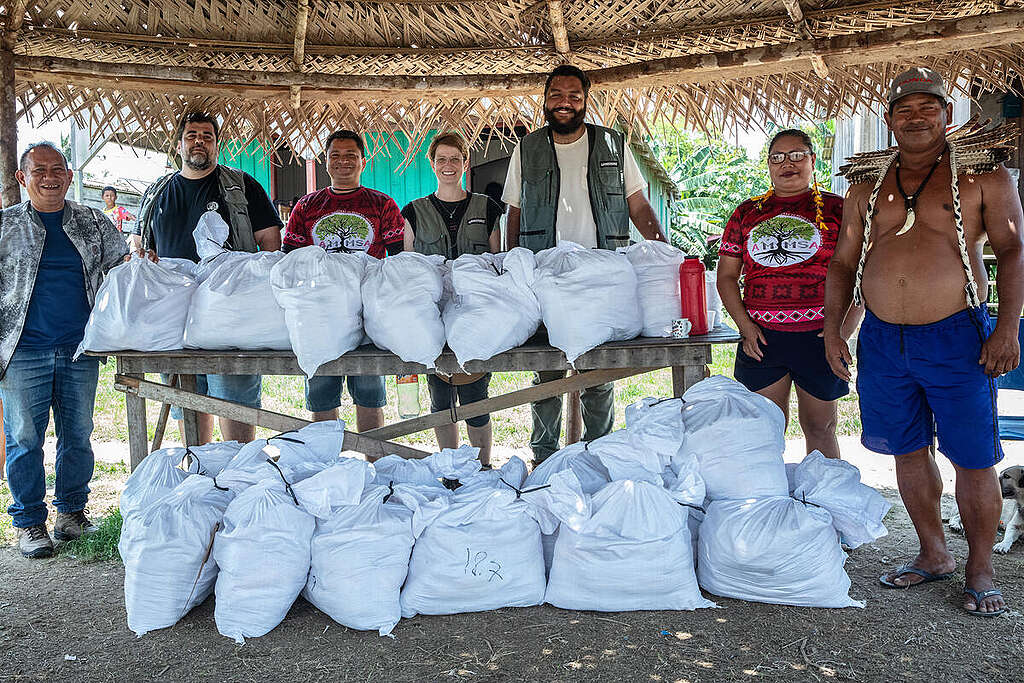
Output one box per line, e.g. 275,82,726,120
0,49,20,208
150,373,175,452
123,372,149,471
175,374,200,446
671,363,707,397
565,379,583,445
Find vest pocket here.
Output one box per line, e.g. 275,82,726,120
414,230,447,257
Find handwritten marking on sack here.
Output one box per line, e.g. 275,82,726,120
464,548,504,582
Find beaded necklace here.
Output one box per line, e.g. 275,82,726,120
752,178,827,235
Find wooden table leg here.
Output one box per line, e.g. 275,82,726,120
177,373,201,446
565,370,583,444
124,371,148,471
150,373,176,452
671,364,707,397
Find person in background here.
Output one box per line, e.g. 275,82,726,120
136,111,283,444
502,64,666,466
283,130,404,431
717,129,859,461
401,132,503,466
0,143,129,558
101,185,135,237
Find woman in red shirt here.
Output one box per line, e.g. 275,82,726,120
717,129,860,459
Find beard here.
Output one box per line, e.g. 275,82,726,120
183,148,212,171
544,104,586,135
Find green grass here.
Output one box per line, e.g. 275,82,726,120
57,508,123,563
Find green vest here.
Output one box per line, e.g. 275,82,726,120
411,193,491,259
518,123,631,252
138,165,258,254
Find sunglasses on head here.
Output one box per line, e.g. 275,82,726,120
768,150,812,165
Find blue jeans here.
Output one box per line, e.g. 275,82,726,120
1,346,100,528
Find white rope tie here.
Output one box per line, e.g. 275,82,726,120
852,152,897,306
948,143,982,308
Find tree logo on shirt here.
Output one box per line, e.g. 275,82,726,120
313,211,374,253
747,213,821,267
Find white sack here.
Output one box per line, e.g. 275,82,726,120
545,479,713,612
679,376,788,500
270,246,365,377
119,448,190,522
697,497,862,608
157,257,198,279
533,242,642,364
792,450,891,549
192,210,231,261
624,397,685,466
120,475,236,636
180,440,245,478
362,252,446,367
443,249,542,366
220,420,348,487
620,241,686,337
185,250,291,350
76,255,197,356
304,482,437,635
456,455,528,491
372,446,481,488
213,460,370,643
399,475,566,617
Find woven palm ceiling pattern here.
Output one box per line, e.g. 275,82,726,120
2,0,1023,159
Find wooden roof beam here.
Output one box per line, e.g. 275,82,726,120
291,0,309,109
13,10,1024,99
780,0,829,78
546,1,572,62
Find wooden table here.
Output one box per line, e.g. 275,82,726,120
95,326,739,469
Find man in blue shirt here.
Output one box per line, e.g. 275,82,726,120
0,142,128,558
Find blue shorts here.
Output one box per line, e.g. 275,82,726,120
427,373,492,428
857,306,1002,470
734,326,849,401
159,373,262,421
305,375,386,412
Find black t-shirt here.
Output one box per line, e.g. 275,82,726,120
149,167,282,261
401,194,503,244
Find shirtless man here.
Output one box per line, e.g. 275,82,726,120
824,68,1024,617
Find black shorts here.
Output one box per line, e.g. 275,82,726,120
427,373,492,428
733,326,849,401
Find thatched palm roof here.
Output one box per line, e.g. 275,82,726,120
3,1,1024,159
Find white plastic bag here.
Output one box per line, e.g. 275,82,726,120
620,241,686,337
443,249,542,366
533,242,642,364
76,255,197,356
213,460,370,643
270,246,366,377
372,446,481,489
362,252,446,367
185,250,291,350
679,376,788,500
221,420,348,485
120,475,236,636
192,210,231,261
545,479,713,612
180,440,245,478
399,474,565,617
697,496,863,608
624,397,685,466
119,448,190,522
792,451,891,549
304,482,437,635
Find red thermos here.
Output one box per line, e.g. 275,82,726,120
679,256,709,335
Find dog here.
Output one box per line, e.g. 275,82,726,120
946,465,1024,553
994,465,1024,553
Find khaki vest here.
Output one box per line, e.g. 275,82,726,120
518,123,631,252
411,193,491,259
138,165,258,254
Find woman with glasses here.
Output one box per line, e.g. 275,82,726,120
717,129,858,459
401,132,503,467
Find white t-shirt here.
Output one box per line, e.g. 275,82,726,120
502,131,646,248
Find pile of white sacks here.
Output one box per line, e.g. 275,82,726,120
119,376,889,643
77,213,722,372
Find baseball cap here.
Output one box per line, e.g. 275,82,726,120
888,67,950,107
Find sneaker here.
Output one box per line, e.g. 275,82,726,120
53,510,99,542
17,525,54,559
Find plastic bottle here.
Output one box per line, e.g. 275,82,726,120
397,374,421,418
679,256,709,336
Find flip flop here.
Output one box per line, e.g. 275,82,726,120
963,588,1008,618
879,564,955,588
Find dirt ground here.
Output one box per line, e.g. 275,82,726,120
2,444,1024,683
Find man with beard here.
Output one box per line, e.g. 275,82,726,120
824,68,1024,616
501,64,666,465
137,112,283,444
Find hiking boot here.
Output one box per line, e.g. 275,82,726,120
17,525,54,559
53,510,99,541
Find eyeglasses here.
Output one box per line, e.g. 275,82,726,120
768,150,812,165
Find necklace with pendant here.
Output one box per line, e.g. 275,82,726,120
894,147,946,236
435,193,466,222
